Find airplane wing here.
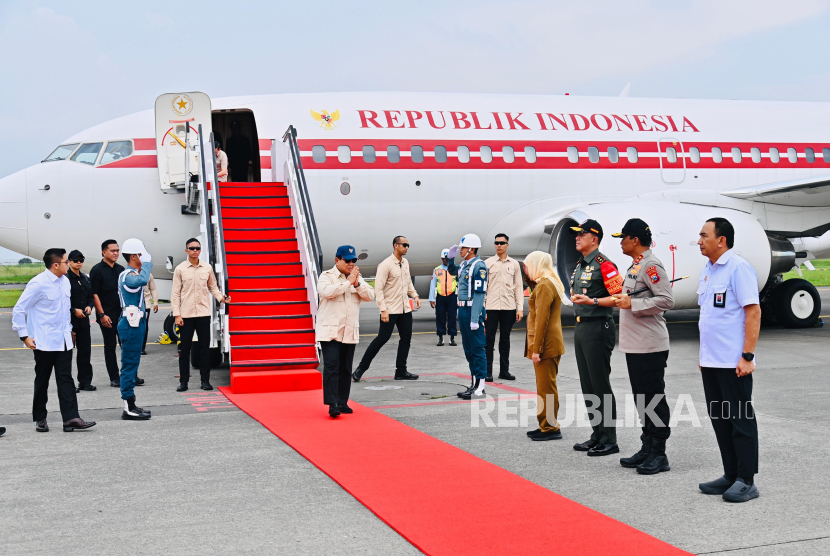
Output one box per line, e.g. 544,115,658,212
721,174,830,207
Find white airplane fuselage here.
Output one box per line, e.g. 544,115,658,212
2,92,830,309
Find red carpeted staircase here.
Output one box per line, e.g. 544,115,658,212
218,182,322,394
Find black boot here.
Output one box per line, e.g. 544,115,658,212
485,369,494,383
620,434,651,468
637,437,670,475
457,377,475,398
121,396,151,420
461,378,486,400
351,365,366,383
437,336,444,346
449,337,457,346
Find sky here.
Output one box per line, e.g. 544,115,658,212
1,0,829,259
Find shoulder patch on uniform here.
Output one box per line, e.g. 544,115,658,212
633,254,644,264
595,254,606,264
646,266,660,283
600,260,623,295
480,268,486,278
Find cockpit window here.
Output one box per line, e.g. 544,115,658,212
70,143,104,165
43,144,79,162
99,141,133,165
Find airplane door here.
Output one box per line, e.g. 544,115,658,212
657,138,685,184
155,92,213,192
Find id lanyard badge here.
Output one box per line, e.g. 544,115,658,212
714,291,726,308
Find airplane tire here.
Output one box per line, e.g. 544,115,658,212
772,278,820,328
190,342,224,369
163,313,179,343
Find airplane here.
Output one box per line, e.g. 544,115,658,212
2,90,829,346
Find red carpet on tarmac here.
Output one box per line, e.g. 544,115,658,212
220,388,691,556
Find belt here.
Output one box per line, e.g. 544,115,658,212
457,300,473,307
575,315,610,323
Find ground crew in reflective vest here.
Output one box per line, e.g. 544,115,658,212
117,238,153,421
429,248,458,346
568,219,622,457
451,234,489,399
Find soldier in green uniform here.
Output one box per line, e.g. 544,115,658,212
568,219,623,457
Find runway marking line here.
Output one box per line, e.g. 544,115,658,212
221,386,692,555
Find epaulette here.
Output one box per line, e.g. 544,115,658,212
595,254,606,264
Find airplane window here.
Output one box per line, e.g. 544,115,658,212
769,148,780,163
607,147,619,163
787,148,797,163
312,146,326,163
457,146,470,163
70,142,104,165
387,145,400,163
824,148,830,163
480,146,493,163
411,145,424,163
99,141,133,165
805,147,815,163
588,147,599,163
525,146,537,163
731,148,742,163
751,147,761,163
567,146,579,163
712,147,723,163
503,146,515,163
666,147,678,164
626,147,638,163
363,145,376,163
337,145,351,163
435,145,447,163
44,143,79,162
689,147,701,163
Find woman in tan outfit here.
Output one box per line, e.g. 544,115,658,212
523,251,571,441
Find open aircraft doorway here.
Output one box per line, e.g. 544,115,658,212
212,109,261,183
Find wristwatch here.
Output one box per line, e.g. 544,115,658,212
20,335,28,342
742,352,755,362
593,298,598,306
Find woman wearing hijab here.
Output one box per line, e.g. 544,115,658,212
523,251,571,441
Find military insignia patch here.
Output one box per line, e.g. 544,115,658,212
633,254,644,264
595,255,606,264
480,269,486,278
646,266,660,283
600,260,623,295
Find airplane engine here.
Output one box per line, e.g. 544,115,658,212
546,201,819,327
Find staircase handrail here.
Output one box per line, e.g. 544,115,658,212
282,126,323,276
206,131,230,297
196,125,216,270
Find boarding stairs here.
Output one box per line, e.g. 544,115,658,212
198,126,324,394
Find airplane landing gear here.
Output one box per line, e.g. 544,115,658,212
763,278,821,328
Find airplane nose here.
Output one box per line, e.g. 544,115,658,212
0,168,29,256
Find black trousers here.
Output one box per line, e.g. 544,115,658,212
179,316,211,383
574,318,617,445
33,349,79,422
485,309,516,376
321,341,355,406
357,312,412,375
625,351,671,440
142,309,151,351
72,319,93,387
701,367,759,479
98,318,120,382
435,293,457,337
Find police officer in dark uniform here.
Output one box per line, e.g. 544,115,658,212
569,219,623,456
67,250,96,392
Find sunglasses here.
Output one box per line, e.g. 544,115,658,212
71,258,84,263
396,243,410,248
343,258,358,264
187,246,201,251
494,241,507,246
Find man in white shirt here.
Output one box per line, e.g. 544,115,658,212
696,218,761,503
12,249,96,433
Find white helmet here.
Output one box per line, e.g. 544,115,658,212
121,238,147,255
459,233,482,249
441,249,450,258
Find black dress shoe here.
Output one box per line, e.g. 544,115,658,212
498,372,516,381
36,420,49,432
110,380,120,388
176,383,188,392
526,428,541,437
531,430,562,441
338,404,354,414
449,337,457,346
587,443,620,457
77,384,97,392
351,366,366,383
573,439,599,452
485,375,494,383
63,418,97,431
201,382,213,390
394,372,419,380
437,336,444,346
0,427,5,437
141,350,148,356
135,377,145,386
329,405,341,418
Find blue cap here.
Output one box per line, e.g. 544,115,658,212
335,245,357,259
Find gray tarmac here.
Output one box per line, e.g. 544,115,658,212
1,291,829,555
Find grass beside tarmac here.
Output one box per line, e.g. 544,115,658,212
782,259,830,287
0,263,41,284
0,289,24,308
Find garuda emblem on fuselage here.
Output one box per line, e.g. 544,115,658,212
311,109,340,130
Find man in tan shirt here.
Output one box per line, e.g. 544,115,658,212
317,245,375,418
171,238,231,391
484,233,525,381
352,236,421,381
